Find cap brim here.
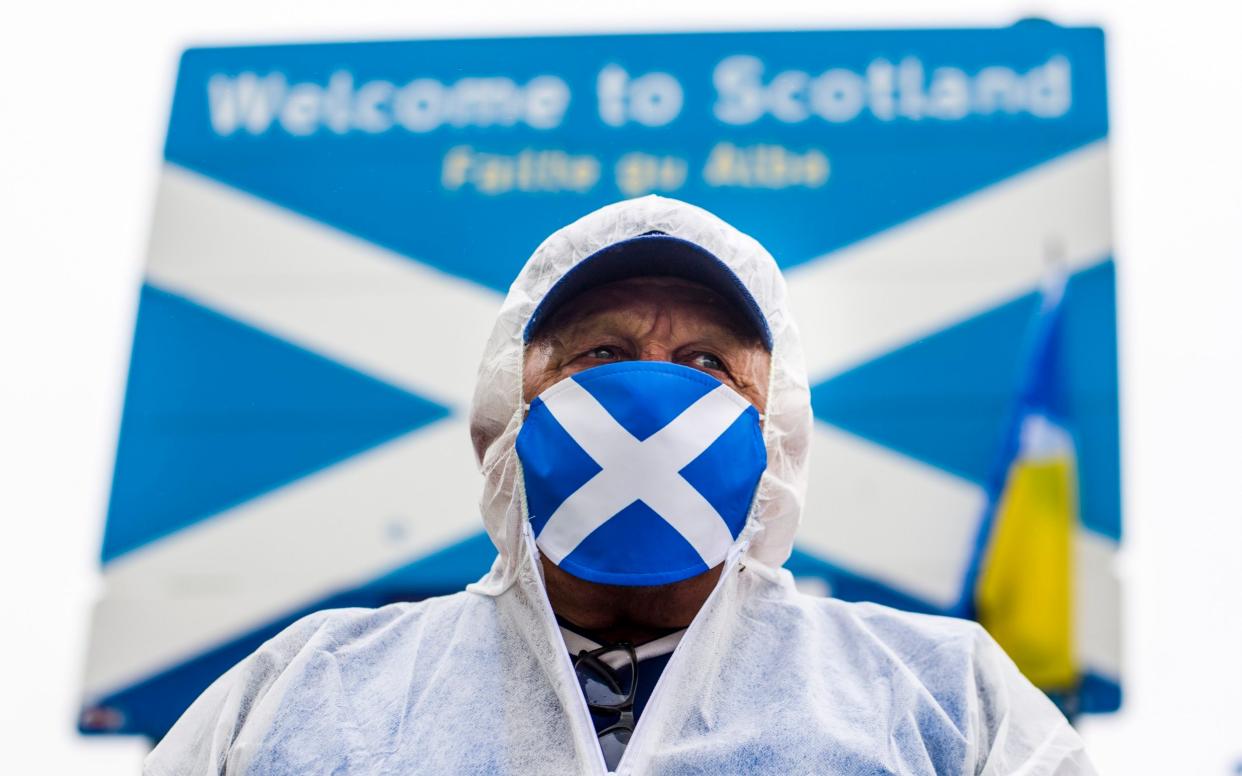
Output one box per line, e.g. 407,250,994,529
523,232,773,350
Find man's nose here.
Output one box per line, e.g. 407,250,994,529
636,342,675,362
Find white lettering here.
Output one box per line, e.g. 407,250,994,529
524,75,571,129
928,67,970,120
767,71,809,123
629,72,683,127
278,82,323,136
975,66,1024,114
597,65,628,127
595,66,683,127
354,80,394,133
322,71,354,134
866,59,897,121
207,70,571,136
393,79,444,133
446,77,521,127
897,58,925,120
1026,56,1071,118
713,55,766,125
810,69,865,122
207,72,285,135
711,55,1074,126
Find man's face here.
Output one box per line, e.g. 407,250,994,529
523,275,770,411
523,275,771,640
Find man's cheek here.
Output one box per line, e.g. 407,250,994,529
523,367,571,403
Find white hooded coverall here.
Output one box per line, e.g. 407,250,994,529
145,196,1097,775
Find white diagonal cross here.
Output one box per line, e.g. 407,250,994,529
87,142,1120,700
533,378,751,566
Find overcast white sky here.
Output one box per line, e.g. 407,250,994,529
2,1,1240,773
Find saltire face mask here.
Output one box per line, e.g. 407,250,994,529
516,361,766,587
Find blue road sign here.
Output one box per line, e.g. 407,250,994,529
81,22,1121,738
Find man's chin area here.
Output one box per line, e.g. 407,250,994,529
539,555,724,644
539,556,725,640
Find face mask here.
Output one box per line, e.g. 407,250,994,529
516,361,766,587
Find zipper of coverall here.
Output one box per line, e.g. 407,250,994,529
609,536,751,774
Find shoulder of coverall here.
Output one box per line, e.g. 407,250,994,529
243,593,484,669
804,595,1017,726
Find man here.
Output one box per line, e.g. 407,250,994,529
146,196,1095,774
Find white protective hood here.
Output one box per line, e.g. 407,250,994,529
468,194,813,595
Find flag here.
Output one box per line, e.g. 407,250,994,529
972,269,1080,695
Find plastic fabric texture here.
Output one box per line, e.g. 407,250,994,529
145,195,1095,775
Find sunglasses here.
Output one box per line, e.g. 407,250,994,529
573,642,638,771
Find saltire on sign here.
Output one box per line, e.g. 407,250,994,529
80,22,1122,739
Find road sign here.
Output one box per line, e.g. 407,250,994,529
80,21,1121,738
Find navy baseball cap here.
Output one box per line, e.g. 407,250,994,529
522,231,773,350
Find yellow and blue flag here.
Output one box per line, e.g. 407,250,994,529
969,270,1081,697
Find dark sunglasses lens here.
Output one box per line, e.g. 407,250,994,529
577,667,630,707
599,727,631,770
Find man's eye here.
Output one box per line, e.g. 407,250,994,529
586,346,620,360
689,352,725,371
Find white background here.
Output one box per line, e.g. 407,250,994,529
1,1,1239,772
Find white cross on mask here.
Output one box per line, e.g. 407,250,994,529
532,376,754,567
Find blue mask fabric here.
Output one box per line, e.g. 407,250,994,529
516,361,766,587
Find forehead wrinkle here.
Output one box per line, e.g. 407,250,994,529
641,301,675,346
541,301,657,350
